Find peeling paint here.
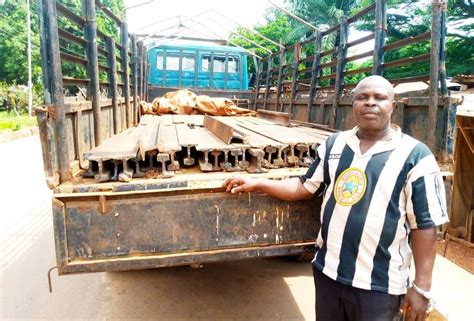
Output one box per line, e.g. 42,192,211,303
248,234,258,243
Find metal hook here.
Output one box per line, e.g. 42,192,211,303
47,266,58,293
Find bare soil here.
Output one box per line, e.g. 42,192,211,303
436,239,474,274
427,239,474,321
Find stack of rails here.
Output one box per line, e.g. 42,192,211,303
83,114,333,182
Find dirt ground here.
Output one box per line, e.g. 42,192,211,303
436,239,474,274
426,239,474,321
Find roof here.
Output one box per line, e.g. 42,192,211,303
148,42,248,54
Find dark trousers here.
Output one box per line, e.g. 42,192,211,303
313,265,403,321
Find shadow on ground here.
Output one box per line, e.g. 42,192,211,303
105,257,314,321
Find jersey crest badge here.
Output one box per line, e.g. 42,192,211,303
334,167,367,206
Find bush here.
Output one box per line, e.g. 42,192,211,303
0,82,43,113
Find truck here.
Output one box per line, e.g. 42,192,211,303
147,42,253,100
36,0,458,278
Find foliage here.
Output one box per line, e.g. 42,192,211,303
445,0,474,75
229,10,293,72
288,0,359,44
0,0,125,108
0,82,43,113
0,0,42,90
359,0,473,77
233,0,472,83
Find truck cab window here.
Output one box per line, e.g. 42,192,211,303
166,55,180,70
157,53,164,70
182,55,195,71
213,56,226,72
227,57,239,73
202,55,239,73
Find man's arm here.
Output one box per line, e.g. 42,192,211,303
222,176,313,201
401,227,437,321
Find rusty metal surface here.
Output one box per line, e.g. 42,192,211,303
257,109,291,126
176,123,200,166
138,115,160,160
203,115,249,144
157,124,180,153
79,115,335,182
60,243,316,274
173,114,204,126
220,119,282,149
83,128,140,161
53,188,321,274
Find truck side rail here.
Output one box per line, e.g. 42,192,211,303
253,0,454,161
37,0,147,187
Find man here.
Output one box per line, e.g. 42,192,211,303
223,75,448,321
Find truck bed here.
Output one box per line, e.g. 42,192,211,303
51,115,330,275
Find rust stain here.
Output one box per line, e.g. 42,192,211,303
98,195,108,214
215,204,220,243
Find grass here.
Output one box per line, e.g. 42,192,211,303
0,110,38,132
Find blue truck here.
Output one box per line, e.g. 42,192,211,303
147,43,253,100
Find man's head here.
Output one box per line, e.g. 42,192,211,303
352,75,396,131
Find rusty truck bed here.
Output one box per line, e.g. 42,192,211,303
48,113,330,275
52,167,321,275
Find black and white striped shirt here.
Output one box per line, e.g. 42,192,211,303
301,126,448,295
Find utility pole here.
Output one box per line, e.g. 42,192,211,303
27,0,33,116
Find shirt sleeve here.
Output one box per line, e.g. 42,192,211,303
405,153,449,229
300,142,326,195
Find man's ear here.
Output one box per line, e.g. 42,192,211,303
392,100,397,111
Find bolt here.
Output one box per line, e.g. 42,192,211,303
115,213,119,217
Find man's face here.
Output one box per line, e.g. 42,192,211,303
352,82,395,131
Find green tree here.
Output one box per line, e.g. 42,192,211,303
0,0,42,88
234,0,472,81
230,9,293,72
0,0,126,109
445,0,473,75
287,0,359,44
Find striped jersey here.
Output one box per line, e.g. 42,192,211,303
301,125,448,295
